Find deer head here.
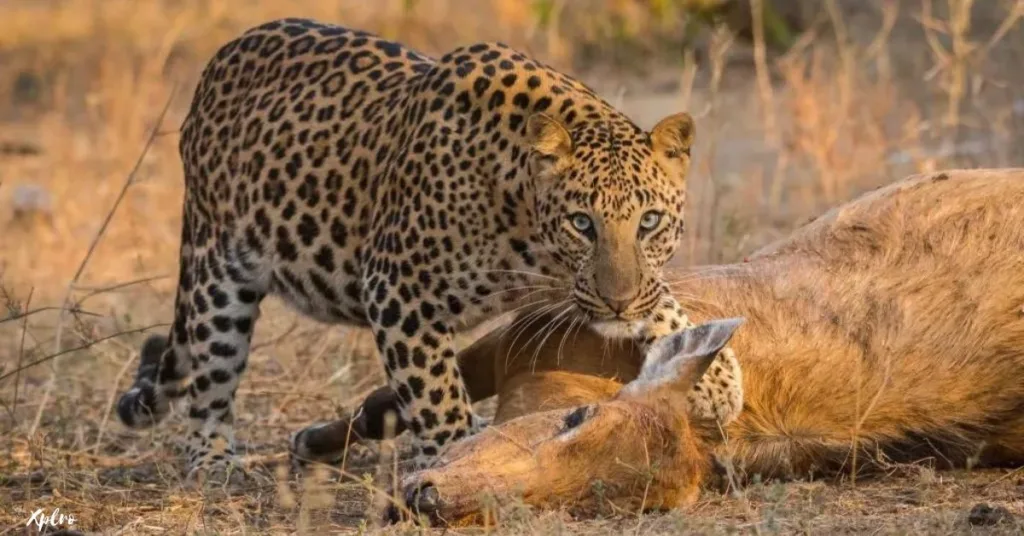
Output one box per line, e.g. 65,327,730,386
389,318,745,526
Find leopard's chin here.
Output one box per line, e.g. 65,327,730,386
587,318,647,339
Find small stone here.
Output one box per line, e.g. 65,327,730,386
967,503,1014,526
11,183,52,214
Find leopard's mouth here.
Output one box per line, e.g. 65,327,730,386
571,291,652,339
579,297,677,340
586,317,647,339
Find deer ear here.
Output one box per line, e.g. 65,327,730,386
650,112,695,160
621,317,744,396
526,112,573,173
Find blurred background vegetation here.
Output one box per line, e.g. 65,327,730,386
1,0,1022,306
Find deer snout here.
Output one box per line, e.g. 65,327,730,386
407,482,441,518
384,481,442,525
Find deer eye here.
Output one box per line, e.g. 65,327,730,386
562,405,593,431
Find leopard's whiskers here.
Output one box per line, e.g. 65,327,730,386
555,314,584,367
501,299,571,373
527,305,578,373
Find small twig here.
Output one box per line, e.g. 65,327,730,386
72,274,168,299
11,288,33,425
945,0,975,128
0,305,100,325
250,320,300,351
678,49,697,112
72,87,177,286
979,0,1024,56
854,351,892,431
863,0,899,78
634,438,652,534
850,342,893,485
701,25,734,264
30,85,177,436
0,323,169,384
822,0,854,203
851,334,862,484
73,274,171,304
750,0,777,143
92,345,138,455
489,425,535,457
984,464,1024,489
339,407,358,477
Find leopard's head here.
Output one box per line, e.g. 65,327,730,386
527,109,694,338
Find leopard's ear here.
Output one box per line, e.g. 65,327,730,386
526,112,573,174
650,112,695,160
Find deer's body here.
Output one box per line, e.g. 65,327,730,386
298,169,1024,524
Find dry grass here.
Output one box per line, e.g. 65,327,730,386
1,0,1024,533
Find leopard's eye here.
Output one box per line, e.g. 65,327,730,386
570,213,593,233
639,211,662,232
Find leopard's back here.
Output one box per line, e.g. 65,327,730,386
178,18,434,323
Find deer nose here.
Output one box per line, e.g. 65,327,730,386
407,483,440,518
383,482,441,525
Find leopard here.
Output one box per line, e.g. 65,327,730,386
114,17,736,485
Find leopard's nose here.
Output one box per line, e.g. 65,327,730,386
601,293,637,314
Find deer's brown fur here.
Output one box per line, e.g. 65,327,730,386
301,169,1024,525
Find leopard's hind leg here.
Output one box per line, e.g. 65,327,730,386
177,242,267,485
118,205,269,486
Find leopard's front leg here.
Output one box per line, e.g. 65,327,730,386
640,292,744,424
364,274,482,469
